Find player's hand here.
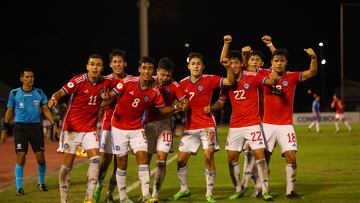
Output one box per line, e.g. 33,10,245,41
270,71,279,80
241,46,252,54
223,35,232,44
48,97,58,109
1,131,7,143
261,35,272,45
101,89,109,100
172,100,180,112
304,48,317,59
204,105,211,115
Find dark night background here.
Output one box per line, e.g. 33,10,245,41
1,0,359,121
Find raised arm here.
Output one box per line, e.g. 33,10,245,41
241,45,252,67
220,35,232,63
222,64,235,86
301,48,318,81
48,89,67,109
261,35,276,53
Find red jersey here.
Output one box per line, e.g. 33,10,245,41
100,73,130,130
111,76,165,130
180,74,223,130
219,71,267,128
257,67,269,120
262,70,302,125
147,79,187,122
331,98,344,113
62,73,115,132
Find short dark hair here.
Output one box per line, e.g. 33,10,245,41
272,49,289,60
228,50,242,63
158,57,175,71
247,50,265,61
187,52,204,64
20,68,33,77
89,53,104,62
139,56,156,66
109,49,126,61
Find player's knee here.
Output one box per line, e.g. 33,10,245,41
284,151,296,164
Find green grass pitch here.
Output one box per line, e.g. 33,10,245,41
1,124,359,202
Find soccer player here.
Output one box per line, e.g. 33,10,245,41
48,54,115,203
1,68,58,196
171,51,235,203
210,35,277,201
94,49,130,202
331,94,352,133
144,57,188,202
222,36,270,198
307,94,321,133
104,56,179,203
262,48,318,199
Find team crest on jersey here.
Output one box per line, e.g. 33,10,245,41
117,83,123,89
115,145,120,151
144,96,149,102
243,83,250,89
19,102,24,109
197,86,204,92
63,143,70,149
17,143,22,150
282,81,288,87
67,82,74,88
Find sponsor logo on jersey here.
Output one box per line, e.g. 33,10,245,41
67,82,74,88
116,145,120,151
197,86,204,91
282,80,288,87
244,83,250,89
34,100,40,107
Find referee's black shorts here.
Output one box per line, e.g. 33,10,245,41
13,123,45,153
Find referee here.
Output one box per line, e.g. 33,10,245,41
1,68,58,196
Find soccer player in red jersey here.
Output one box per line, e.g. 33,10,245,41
93,49,130,202
210,35,277,201
48,54,116,203
144,57,188,202
331,94,352,132
104,56,179,203
261,47,318,199
171,51,235,203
